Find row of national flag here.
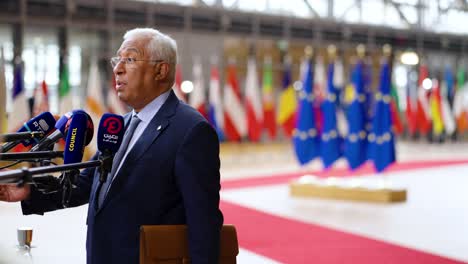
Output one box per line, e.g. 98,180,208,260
3,51,468,172
177,57,468,144
181,56,301,143
180,56,447,173
176,55,394,172
180,55,468,171
405,64,468,140
1,56,129,140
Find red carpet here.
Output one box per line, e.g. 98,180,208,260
222,159,468,190
221,201,466,264
221,159,468,263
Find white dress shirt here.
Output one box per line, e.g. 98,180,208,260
112,90,171,180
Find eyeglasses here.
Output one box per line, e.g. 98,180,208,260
110,57,164,68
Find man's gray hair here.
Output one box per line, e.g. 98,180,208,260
124,28,178,83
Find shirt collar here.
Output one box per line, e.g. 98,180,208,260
132,90,171,123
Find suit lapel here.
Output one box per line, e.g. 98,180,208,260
95,90,179,214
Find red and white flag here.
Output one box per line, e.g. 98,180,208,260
416,63,432,135
189,57,207,118
224,61,246,141
245,57,263,142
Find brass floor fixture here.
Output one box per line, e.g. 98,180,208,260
289,175,407,203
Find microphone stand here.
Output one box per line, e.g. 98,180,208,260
0,131,45,142
99,152,113,183
0,151,64,161
0,157,111,207
61,169,80,208
0,159,105,184
0,132,46,153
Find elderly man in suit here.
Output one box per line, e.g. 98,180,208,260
0,28,223,264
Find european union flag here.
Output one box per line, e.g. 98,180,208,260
364,60,373,122
368,60,396,172
293,59,319,165
320,62,342,169
343,60,367,170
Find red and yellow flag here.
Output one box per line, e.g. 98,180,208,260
277,58,297,137
430,80,444,136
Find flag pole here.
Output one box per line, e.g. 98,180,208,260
290,44,406,203
0,45,6,134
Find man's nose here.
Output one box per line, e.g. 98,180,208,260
113,61,125,75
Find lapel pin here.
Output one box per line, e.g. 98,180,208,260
157,125,162,131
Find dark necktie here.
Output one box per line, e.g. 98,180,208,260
97,115,141,209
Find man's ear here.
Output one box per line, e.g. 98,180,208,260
154,63,170,81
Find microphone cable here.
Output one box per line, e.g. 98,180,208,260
0,158,60,170
0,161,22,170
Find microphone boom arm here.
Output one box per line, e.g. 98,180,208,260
0,131,45,143
0,158,107,184
0,151,64,161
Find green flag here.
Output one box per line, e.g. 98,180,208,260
453,67,467,132
262,56,276,139
390,83,401,112
59,63,70,98
457,67,465,90
59,61,74,113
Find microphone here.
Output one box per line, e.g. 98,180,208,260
0,131,45,143
29,111,73,152
63,112,90,165
30,110,94,152
97,113,124,182
0,112,56,152
61,112,92,207
0,114,124,186
0,113,124,186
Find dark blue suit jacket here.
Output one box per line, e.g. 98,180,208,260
22,90,224,264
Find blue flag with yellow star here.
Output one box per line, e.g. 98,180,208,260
343,60,367,170
293,59,319,165
320,62,342,169
368,60,396,172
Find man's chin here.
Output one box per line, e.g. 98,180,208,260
117,96,132,107
117,93,127,102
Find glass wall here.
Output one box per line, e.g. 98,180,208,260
0,25,13,114
23,27,60,113
70,29,109,105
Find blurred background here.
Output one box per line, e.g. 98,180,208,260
2,0,468,143
1,1,468,264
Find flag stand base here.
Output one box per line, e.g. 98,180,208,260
289,175,407,203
